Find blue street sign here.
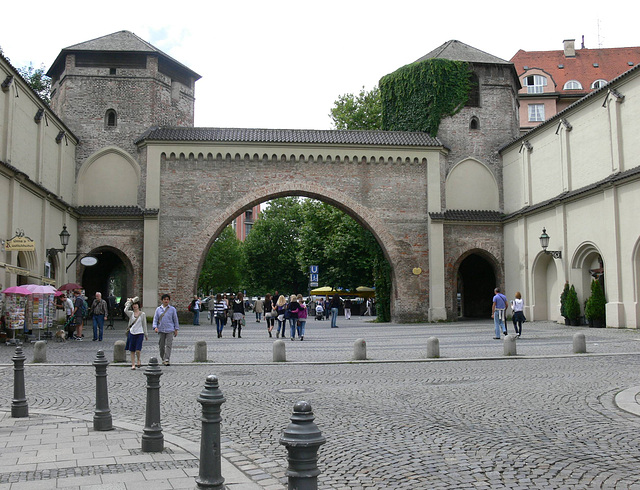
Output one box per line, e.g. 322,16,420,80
310,273,319,282
310,265,319,274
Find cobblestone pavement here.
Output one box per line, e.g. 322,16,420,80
2,318,640,488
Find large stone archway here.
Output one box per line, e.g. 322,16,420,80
139,139,447,323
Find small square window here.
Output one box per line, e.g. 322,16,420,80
528,104,545,122
109,68,116,75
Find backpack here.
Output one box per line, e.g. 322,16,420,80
80,298,89,318
188,302,193,312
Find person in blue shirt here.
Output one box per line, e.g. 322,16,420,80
492,287,508,339
153,293,180,365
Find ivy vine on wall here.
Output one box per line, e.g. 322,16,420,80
379,58,472,136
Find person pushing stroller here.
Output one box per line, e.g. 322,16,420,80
315,302,324,320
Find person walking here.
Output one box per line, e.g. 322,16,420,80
191,295,201,325
231,292,245,338
287,294,300,340
124,297,148,369
275,294,287,338
330,294,341,328
62,293,75,338
207,295,216,324
90,292,108,341
213,294,226,338
363,298,372,316
264,293,274,337
254,296,264,322
344,298,352,320
152,293,180,366
511,292,525,337
492,287,508,339
72,289,85,340
296,294,308,340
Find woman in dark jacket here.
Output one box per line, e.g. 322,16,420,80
264,293,274,337
287,294,300,340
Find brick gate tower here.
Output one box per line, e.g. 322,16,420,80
46,31,201,300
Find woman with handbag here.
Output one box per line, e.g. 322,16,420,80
287,294,300,340
296,294,308,340
264,293,274,337
275,294,287,338
124,297,148,370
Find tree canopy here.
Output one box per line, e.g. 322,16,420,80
198,226,245,294
329,86,382,130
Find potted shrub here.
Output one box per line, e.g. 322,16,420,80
565,285,581,326
585,280,606,328
560,281,570,325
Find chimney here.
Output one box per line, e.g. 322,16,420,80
563,39,576,57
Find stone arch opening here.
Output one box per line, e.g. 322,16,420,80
571,242,604,308
81,247,134,307
184,185,406,319
532,251,559,321
455,251,499,318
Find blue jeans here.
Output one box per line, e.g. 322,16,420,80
193,309,200,325
92,315,105,341
215,316,224,336
277,318,286,337
330,308,338,327
289,318,297,338
494,310,506,337
256,312,262,322
297,320,306,338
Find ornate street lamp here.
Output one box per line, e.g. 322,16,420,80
539,227,562,259
46,225,70,257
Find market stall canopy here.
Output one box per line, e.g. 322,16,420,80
57,282,82,291
1,286,33,295
356,286,375,298
310,286,336,295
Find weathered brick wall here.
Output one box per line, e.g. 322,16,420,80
155,152,432,322
438,63,520,210
49,53,195,178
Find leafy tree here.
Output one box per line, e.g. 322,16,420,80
298,200,376,290
329,86,382,130
198,226,244,294
243,197,307,294
17,63,51,103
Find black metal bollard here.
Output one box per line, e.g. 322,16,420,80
279,401,326,490
141,357,164,452
11,346,28,418
195,375,226,490
93,350,113,431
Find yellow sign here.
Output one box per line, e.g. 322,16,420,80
5,265,30,276
4,236,35,252
412,267,423,275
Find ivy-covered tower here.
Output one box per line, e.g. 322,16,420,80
380,40,521,319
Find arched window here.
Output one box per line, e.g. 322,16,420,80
469,116,480,130
523,74,547,94
563,80,583,90
591,79,607,90
105,109,117,128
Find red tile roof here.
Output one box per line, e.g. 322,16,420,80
510,46,640,93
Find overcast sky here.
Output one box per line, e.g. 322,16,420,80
3,1,638,130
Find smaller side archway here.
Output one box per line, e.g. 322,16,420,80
455,250,501,318
81,247,134,309
531,251,560,321
571,242,605,312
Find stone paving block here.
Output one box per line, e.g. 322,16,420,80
124,478,173,489
100,471,147,484
142,468,189,480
